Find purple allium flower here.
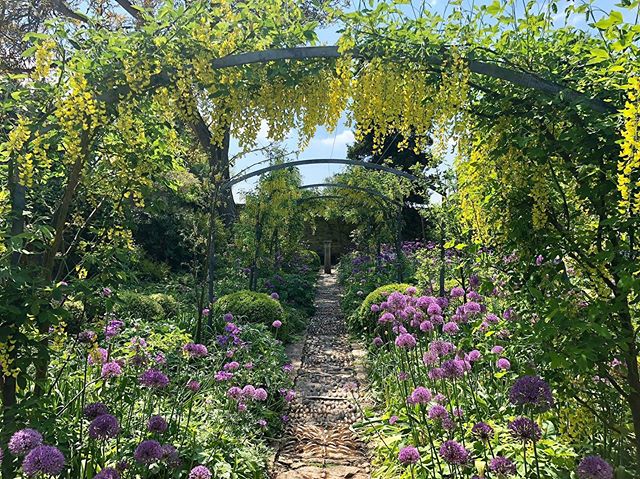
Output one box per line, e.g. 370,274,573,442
508,417,542,442
283,390,296,402
372,336,383,347
270,292,280,300
442,358,466,378
105,319,124,339
242,385,256,397
272,320,282,329
491,345,504,354
147,415,168,433
398,446,420,465
254,388,268,401
161,444,181,467
427,303,442,315
101,287,112,297
183,343,208,358
450,286,465,298
8,429,43,456
237,402,247,412
496,358,511,370
89,414,120,440
486,313,499,324
101,361,122,379
21,445,65,477
223,361,239,371
202,308,210,317
189,465,212,479
370,304,380,313
395,333,417,349
408,387,432,405
576,456,614,479
428,367,445,380
419,320,434,332
186,380,200,392
535,254,544,266
509,375,554,411
379,312,395,323
471,422,494,440
463,301,481,314
78,330,97,343
139,369,169,389
154,352,166,365
428,404,448,420
223,313,233,322
389,415,399,425
283,364,293,373
406,286,418,295
442,322,460,335
83,402,109,420
467,350,482,362
213,371,233,382
439,440,470,464
227,386,242,399
489,456,517,476
95,467,120,479
257,419,267,427
134,440,163,464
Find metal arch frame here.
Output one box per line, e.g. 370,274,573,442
298,182,405,208
223,158,436,193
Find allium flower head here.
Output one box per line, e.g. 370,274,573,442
576,456,614,479
508,417,541,442
439,440,470,464
398,446,420,465
9,429,43,456
253,388,268,401
223,313,233,322
227,386,242,399
491,345,504,354
161,444,181,468
389,415,399,425
134,440,163,464
442,322,460,335
270,292,280,300
395,333,417,349
471,422,494,440
95,467,120,479
78,330,97,344
489,456,517,476
186,380,200,392
89,414,120,440
147,415,168,433
509,375,554,411
496,358,511,370
88,348,108,365
450,286,465,298
83,402,109,420
463,301,481,314
22,445,65,477
428,404,448,420
189,465,212,479
101,361,122,379
223,361,239,371
139,369,169,389
183,343,208,358
408,386,432,405
372,336,383,347
272,320,282,329
467,350,482,362
105,319,124,339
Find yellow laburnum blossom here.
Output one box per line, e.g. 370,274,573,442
618,77,640,214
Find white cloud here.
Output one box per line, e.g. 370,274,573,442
317,130,355,148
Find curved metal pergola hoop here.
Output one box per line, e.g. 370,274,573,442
299,182,405,208
223,158,435,193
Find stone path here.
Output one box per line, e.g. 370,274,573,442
272,273,370,479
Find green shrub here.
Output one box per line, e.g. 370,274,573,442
148,293,180,317
116,291,165,321
63,300,85,334
298,249,321,267
212,290,284,329
348,283,412,335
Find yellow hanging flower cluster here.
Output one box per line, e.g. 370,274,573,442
33,39,56,82
0,338,19,378
54,73,105,162
617,77,640,214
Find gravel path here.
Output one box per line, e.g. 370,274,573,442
272,273,370,479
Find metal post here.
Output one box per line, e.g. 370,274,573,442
323,240,332,274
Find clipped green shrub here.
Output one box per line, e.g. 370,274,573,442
213,290,284,329
116,291,165,321
148,293,180,317
348,283,412,335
